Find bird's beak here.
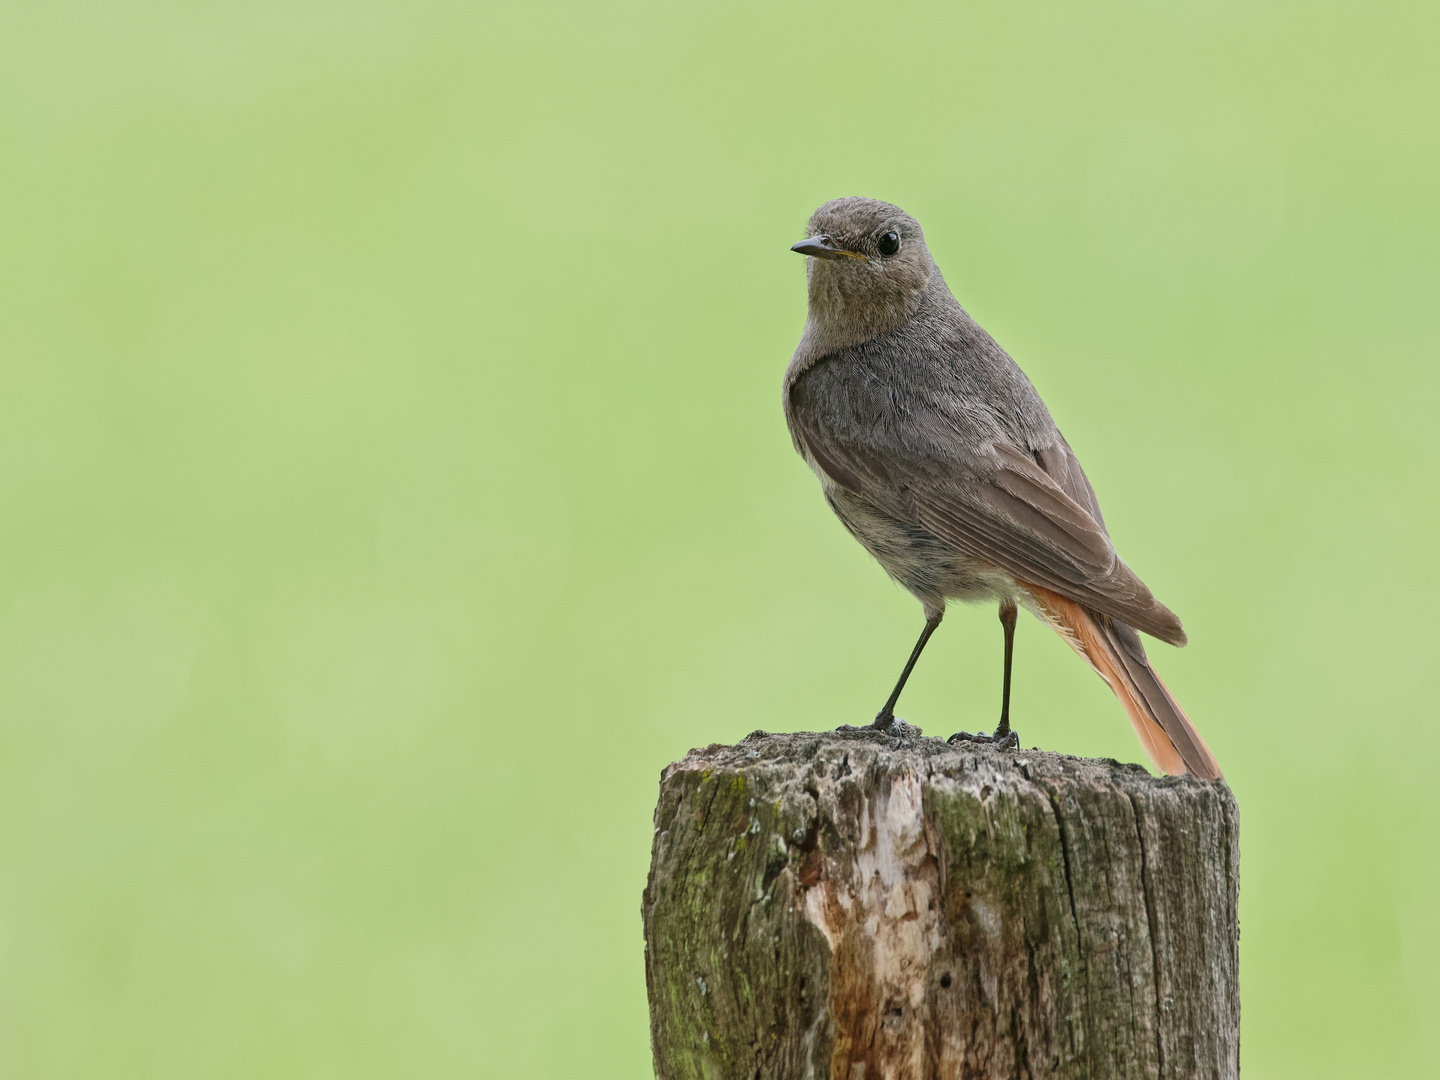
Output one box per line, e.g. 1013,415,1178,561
791,235,865,261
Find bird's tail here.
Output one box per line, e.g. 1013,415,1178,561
1022,583,1222,780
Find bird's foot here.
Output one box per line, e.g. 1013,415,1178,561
947,726,1020,750
852,713,923,738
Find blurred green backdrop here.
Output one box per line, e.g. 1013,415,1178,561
1,0,1436,1076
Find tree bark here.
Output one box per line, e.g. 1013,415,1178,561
642,728,1239,1080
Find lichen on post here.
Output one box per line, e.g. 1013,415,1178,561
642,729,1238,1080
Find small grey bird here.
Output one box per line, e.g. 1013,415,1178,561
784,197,1220,779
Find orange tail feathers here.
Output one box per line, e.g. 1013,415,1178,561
1022,584,1223,780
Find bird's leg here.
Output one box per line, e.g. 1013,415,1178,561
948,599,1021,749
994,598,1019,746
872,613,942,729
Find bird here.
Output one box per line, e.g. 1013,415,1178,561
783,197,1221,780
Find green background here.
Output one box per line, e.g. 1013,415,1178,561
2,0,1436,1075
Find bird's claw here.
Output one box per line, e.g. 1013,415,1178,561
867,714,923,738
947,727,1020,750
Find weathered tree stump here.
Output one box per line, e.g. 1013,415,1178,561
642,729,1238,1080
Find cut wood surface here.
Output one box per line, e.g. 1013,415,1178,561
642,728,1238,1080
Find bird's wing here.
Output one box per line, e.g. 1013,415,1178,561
790,397,1186,645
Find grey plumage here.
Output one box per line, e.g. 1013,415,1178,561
784,197,1220,779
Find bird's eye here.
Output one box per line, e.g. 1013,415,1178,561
877,230,901,258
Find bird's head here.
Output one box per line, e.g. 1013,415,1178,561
792,197,936,348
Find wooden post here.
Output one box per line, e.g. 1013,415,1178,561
642,729,1239,1080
